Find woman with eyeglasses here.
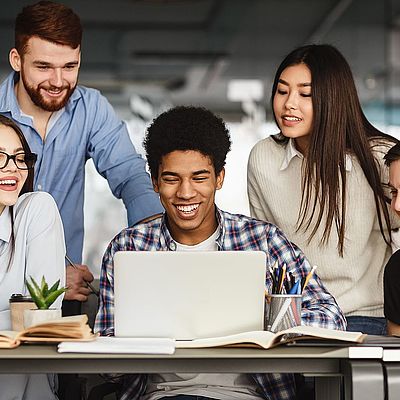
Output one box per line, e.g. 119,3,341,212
0,115,65,399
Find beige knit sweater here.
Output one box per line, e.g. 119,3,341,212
247,136,397,317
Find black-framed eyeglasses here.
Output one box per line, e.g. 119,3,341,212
0,151,37,170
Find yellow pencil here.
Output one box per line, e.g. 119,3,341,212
278,263,287,294
302,265,317,292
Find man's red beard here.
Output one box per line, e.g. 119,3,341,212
20,72,76,112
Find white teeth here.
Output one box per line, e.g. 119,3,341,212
176,204,199,213
0,179,16,185
283,116,301,121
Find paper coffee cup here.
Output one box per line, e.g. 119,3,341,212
9,294,37,331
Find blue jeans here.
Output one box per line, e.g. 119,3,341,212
346,316,387,335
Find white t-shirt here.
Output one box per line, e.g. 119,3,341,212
144,229,263,400
0,191,66,400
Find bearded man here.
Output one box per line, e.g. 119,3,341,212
0,1,163,307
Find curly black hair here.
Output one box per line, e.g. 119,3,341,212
143,106,231,178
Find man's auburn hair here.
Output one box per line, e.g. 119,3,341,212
15,0,82,55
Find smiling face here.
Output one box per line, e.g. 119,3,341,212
9,36,80,113
152,150,224,245
0,125,28,214
273,63,313,154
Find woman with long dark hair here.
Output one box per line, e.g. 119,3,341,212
247,44,399,335
0,115,65,399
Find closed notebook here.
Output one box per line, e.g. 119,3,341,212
114,251,266,340
58,336,175,354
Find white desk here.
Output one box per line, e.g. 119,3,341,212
0,344,385,400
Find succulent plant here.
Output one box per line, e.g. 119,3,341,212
26,276,67,310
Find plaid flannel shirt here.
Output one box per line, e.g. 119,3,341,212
95,207,346,400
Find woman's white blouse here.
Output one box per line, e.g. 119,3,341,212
0,191,65,400
0,191,66,329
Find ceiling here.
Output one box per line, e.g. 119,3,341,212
0,0,399,123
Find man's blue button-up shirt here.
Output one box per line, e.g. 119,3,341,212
0,72,163,263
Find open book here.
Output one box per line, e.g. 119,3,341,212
0,314,96,349
175,325,366,350
58,325,365,354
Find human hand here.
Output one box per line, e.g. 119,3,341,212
64,264,94,302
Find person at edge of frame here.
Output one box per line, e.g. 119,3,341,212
0,114,65,399
0,2,163,399
0,1,163,312
383,142,400,336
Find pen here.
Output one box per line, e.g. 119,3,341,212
278,263,287,294
284,271,291,293
288,280,300,295
269,260,279,294
65,254,99,297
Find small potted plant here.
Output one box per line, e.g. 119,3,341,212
23,276,67,328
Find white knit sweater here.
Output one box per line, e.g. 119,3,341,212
247,136,398,317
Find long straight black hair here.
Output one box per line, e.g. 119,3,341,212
0,115,35,270
271,44,397,256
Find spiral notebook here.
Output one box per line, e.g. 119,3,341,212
114,251,266,340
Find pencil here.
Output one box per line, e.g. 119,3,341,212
270,260,279,294
301,265,317,293
278,263,287,294
65,254,99,297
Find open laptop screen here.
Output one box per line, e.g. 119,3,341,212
114,251,266,340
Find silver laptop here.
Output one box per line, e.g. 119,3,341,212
114,251,266,339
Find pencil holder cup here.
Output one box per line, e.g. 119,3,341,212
264,294,302,333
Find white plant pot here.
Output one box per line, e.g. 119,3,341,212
23,308,62,329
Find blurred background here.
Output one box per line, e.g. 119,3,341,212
1,0,399,275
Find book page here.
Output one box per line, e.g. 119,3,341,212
20,327,94,339
176,330,276,349
23,314,88,329
0,331,20,349
21,324,93,338
18,315,95,342
0,315,95,346
176,326,365,349
275,325,366,346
